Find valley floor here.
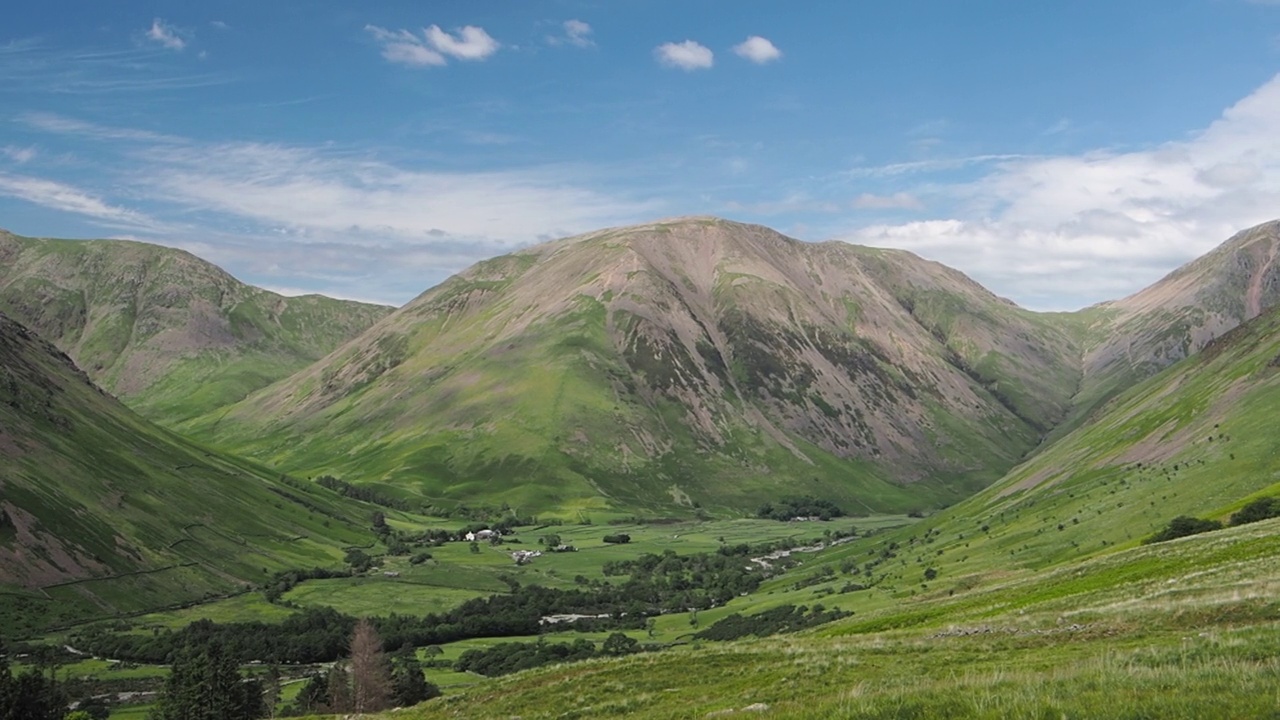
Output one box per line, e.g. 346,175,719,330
353,518,1280,720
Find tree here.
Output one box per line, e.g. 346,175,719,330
540,533,562,547
469,541,481,554
149,640,266,720
602,632,639,656
349,619,392,714
261,664,281,719
326,664,352,715
294,674,329,715
602,534,631,544
390,653,441,708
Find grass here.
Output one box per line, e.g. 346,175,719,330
348,518,1280,720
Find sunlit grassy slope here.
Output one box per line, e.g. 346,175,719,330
350,518,1280,720
331,300,1280,719
0,312,376,636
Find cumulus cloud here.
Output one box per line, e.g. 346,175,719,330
841,74,1280,309
655,40,713,71
424,25,500,60
365,24,499,67
145,19,187,51
733,36,782,64
548,19,594,48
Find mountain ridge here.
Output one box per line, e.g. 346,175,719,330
0,229,393,425
188,217,1083,514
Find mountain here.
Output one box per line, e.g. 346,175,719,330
0,311,373,636
189,217,1083,515
0,229,392,425
874,297,1280,580
1060,220,1280,436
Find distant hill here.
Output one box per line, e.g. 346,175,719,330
0,311,373,636
0,229,392,425
1058,221,1280,438
189,217,1084,515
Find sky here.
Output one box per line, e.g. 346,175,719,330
3,1,1280,309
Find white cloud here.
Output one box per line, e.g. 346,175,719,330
548,19,594,48
145,19,187,51
423,25,500,61
655,41,713,71
2,146,37,164
366,24,499,67
733,36,782,64
365,25,445,67
132,141,654,246
852,192,924,211
0,172,159,228
840,74,1280,310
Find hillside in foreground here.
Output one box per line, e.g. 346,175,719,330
0,229,392,425
0,311,375,636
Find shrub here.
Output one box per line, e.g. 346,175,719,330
1143,516,1222,544
1228,497,1280,527
602,534,631,544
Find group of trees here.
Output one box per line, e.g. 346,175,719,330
1145,496,1280,545
756,496,846,521
453,632,641,678
147,620,439,719
0,649,67,720
693,604,850,642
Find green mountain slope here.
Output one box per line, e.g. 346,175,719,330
190,217,1082,515
0,229,392,424
1058,220,1280,437
0,312,373,636
848,297,1280,592
358,298,1280,720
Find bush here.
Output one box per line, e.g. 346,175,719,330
1143,516,1222,544
602,534,631,544
1229,497,1280,526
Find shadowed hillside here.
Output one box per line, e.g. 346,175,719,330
0,311,373,636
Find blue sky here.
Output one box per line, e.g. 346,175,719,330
3,1,1280,308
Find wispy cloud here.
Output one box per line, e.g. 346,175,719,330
145,19,187,51
135,141,651,243
852,192,924,211
655,40,713,71
0,172,161,229
841,74,1280,309
1,146,37,164
548,20,595,48
841,154,1029,179
733,36,782,64
18,112,183,143
366,24,499,68
0,39,226,94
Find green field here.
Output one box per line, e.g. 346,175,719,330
364,517,1280,720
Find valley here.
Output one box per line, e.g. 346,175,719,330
2,217,1279,718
